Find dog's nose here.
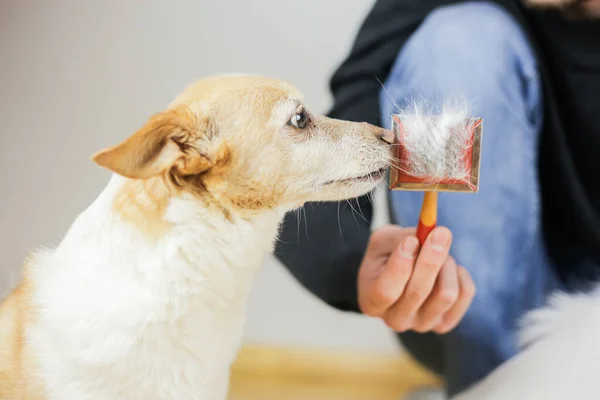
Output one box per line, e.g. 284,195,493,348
375,128,396,144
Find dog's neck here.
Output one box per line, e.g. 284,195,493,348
48,173,288,309
28,174,292,399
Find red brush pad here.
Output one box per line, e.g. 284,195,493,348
390,116,481,191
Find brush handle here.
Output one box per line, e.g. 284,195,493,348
417,191,438,245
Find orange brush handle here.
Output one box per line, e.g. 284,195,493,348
417,191,438,245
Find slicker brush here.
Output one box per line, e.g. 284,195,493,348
389,102,483,245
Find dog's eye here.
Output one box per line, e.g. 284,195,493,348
289,110,308,129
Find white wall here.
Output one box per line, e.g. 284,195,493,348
0,0,400,354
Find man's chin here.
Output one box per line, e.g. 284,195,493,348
563,2,600,20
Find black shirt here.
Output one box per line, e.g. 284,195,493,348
275,0,600,312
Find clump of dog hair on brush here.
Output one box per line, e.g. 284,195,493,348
395,100,473,182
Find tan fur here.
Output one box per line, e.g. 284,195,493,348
112,177,173,240
0,260,44,400
100,76,304,224
0,75,392,400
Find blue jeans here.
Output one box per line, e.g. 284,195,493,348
379,2,564,396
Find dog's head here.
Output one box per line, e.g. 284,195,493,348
93,75,393,215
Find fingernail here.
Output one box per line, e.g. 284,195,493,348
431,229,450,252
401,237,419,258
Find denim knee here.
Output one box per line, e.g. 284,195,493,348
380,1,540,128
381,4,550,392
382,1,545,305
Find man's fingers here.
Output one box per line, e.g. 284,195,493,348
434,266,476,334
360,225,475,334
366,225,417,256
359,236,419,317
412,255,459,332
384,227,452,329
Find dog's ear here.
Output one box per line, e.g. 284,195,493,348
93,107,224,180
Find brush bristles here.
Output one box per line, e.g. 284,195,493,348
395,101,473,181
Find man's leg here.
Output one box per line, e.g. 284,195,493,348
379,2,563,395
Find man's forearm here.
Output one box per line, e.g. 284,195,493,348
274,196,373,313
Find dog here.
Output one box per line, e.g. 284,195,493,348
0,74,394,400
453,287,600,399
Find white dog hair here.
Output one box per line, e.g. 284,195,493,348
453,286,600,399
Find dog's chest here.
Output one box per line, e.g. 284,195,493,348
27,192,285,400
34,268,249,400
109,302,245,400
31,222,278,400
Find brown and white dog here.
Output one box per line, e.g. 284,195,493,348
0,75,394,400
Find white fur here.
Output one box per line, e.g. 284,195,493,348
26,175,289,400
453,286,600,400
396,100,472,180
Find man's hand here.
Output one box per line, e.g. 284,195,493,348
358,225,475,334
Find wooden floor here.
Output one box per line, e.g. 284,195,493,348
228,345,442,400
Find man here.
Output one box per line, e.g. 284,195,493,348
274,0,600,397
